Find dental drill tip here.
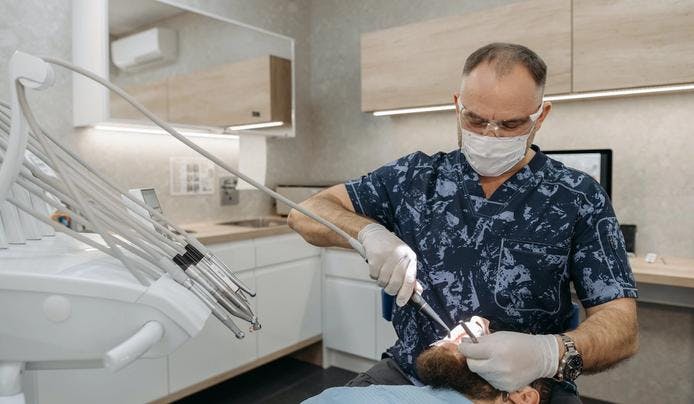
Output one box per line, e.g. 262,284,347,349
251,320,262,331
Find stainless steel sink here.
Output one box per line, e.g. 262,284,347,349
218,217,287,228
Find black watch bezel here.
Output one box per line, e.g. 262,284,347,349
563,353,583,381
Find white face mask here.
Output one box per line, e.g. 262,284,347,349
460,128,530,177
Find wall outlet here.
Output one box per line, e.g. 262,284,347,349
220,176,239,206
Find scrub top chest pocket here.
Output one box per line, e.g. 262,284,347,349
494,239,570,314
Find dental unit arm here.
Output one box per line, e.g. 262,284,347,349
30,52,449,334
0,51,259,404
0,50,448,403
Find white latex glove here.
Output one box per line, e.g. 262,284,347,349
458,331,559,392
357,223,417,306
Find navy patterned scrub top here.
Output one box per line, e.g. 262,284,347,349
345,145,638,379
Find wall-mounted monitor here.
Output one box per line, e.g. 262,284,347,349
544,149,613,198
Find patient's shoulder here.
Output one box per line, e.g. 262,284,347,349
302,385,472,403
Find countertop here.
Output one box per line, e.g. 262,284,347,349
184,220,694,289
629,255,694,289
182,218,293,245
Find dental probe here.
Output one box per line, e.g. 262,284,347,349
37,55,447,335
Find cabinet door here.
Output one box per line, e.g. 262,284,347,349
254,233,321,268
168,270,257,393
324,277,377,360
168,55,291,127
323,248,371,282
255,257,322,357
30,358,167,404
208,240,256,273
110,80,168,120
573,0,694,91
361,0,571,112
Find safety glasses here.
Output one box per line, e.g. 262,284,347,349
456,101,543,138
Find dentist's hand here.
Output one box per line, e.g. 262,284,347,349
458,331,560,392
358,223,417,306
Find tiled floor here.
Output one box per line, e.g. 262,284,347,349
175,357,357,404
176,357,614,404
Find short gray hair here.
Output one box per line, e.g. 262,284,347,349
462,43,547,94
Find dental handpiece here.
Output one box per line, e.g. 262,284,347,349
411,292,452,337
349,240,451,336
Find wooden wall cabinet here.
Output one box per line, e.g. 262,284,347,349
110,55,291,127
573,0,694,92
360,0,571,112
168,55,291,127
110,80,169,121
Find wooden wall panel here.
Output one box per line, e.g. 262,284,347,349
573,0,694,92
361,0,571,112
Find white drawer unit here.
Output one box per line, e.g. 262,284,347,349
323,249,400,364
254,233,321,267
324,277,378,359
323,248,372,282
255,257,322,357
167,270,257,392
207,239,256,273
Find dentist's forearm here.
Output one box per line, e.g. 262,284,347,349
288,190,374,248
564,298,638,373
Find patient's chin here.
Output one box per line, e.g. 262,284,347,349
416,346,500,402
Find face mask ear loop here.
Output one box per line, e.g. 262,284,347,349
455,102,463,149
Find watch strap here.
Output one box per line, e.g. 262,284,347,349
555,334,578,381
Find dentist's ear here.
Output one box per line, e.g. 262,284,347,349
453,94,462,148
505,386,540,404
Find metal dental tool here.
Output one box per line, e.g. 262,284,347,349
459,320,479,343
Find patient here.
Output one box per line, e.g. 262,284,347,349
303,316,552,404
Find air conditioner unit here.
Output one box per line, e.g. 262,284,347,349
111,27,177,72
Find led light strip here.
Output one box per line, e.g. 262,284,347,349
226,121,284,131
372,105,455,116
92,123,235,139
372,83,694,116
543,83,694,101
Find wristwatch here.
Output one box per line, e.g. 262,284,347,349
555,334,583,382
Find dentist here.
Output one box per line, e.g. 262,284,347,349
288,43,638,400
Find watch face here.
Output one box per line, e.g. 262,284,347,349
565,355,584,380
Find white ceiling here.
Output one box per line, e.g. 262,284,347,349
109,0,184,36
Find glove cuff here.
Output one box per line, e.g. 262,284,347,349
357,222,386,243
538,334,560,379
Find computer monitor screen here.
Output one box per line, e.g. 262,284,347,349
544,149,613,198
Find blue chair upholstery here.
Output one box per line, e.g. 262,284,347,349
381,290,581,331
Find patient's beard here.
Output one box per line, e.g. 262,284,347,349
416,345,501,401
